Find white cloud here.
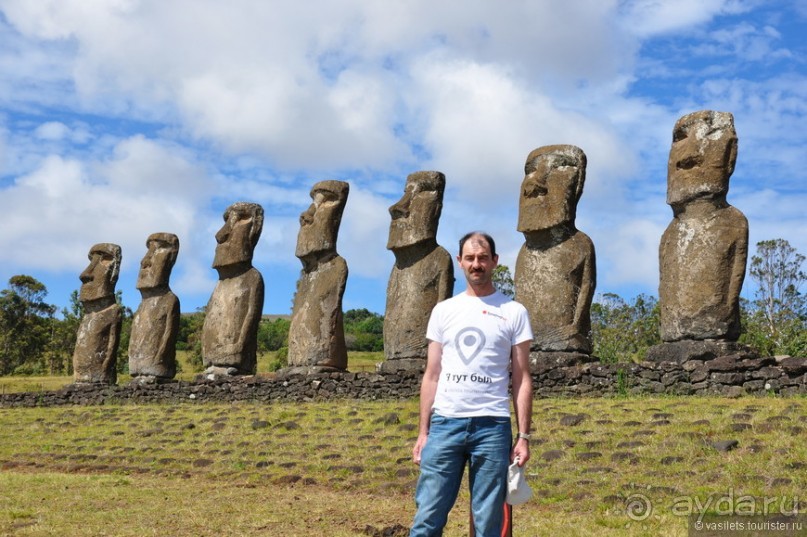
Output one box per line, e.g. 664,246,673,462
0,0,803,314
0,135,214,275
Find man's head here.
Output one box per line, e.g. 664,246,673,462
296,180,350,259
457,231,498,290
387,171,445,250
137,233,180,290
79,243,121,303
517,145,586,233
667,110,737,208
213,202,264,269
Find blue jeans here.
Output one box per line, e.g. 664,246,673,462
410,414,512,537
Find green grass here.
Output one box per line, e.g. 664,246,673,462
0,351,386,394
0,396,804,536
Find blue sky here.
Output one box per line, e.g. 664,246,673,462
0,0,805,316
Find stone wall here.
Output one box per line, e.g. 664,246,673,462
1,356,804,408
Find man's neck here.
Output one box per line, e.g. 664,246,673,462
464,284,497,298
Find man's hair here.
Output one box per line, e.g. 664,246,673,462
458,231,496,258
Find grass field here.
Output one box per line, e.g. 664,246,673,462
0,395,804,536
0,351,385,395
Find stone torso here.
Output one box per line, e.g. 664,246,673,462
202,267,264,373
515,230,595,353
129,291,180,378
659,204,748,341
288,255,348,369
73,304,122,384
384,246,453,361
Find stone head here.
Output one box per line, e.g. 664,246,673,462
387,171,445,250
79,243,121,303
517,144,586,233
213,202,264,269
137,232,180,290
667,110,737,208
296,180,350,259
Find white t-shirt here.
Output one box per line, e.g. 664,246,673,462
427,291,533,418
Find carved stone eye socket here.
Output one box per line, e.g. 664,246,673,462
672,128,688,143
676,155,702,170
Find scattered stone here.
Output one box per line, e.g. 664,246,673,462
611,452,639,464
712,440,739,452
559,414,587,427
541,450,565,461
576,452,602,460
730,423,752,432
374,413,400,426
363,523,409,537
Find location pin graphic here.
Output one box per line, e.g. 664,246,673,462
454,327,486,365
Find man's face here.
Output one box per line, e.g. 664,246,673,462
137,237,177,290
457,235,498,288
667,112,736,207
213,207,255,268
79,246,118,302
296,185,346,259
517,149,581,232
387,175,441,250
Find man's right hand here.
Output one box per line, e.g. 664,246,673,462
412,433,428,464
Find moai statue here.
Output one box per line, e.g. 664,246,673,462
648,110,751,363
514,145,596,367
128,233,180,382
380,171,454,373
286,180,350,374
73,243,123,384
202,202,265,376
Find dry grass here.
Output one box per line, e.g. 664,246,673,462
0,396,804,536
0,351,385,395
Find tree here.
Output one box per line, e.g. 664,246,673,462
0,275,57,375
178,308,206,372
741,239,806,356
590,293,660,363
257,317,291,352
343,309,384,351
44,290,82,375
492,265,515,298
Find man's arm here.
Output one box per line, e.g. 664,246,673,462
412,340,442,464
511,340,532,466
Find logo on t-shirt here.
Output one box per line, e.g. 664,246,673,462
454,327,486,365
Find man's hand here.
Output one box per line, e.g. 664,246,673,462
412,432,428,464
511,438,530,466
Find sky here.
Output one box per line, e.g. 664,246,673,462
0,0,805,317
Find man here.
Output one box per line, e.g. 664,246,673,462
410,232,533,537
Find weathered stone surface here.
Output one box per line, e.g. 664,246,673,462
129,233,180,380
202,202,265,375
73,243,123,385
381,171,453,372
288,181,350,372
659,110,748,343
645,340,753,364
514,145,596,356
779,357,807,375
